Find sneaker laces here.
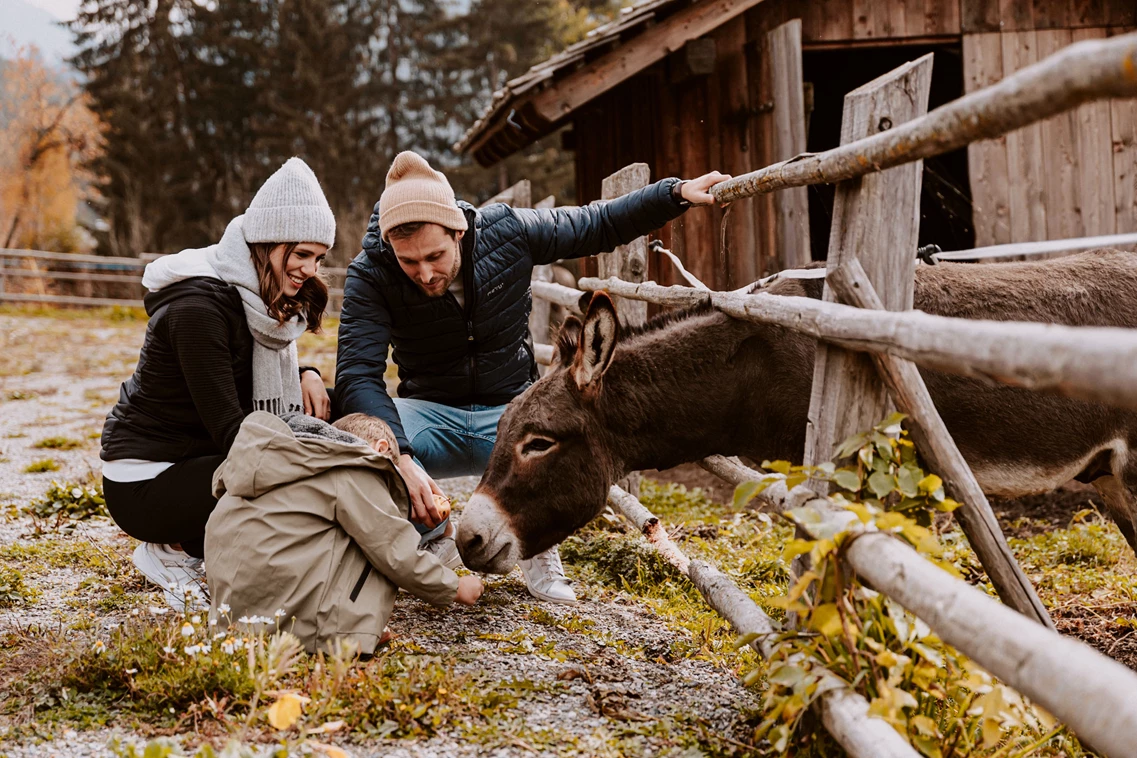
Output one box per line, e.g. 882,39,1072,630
528,548,570,589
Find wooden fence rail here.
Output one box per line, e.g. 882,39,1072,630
711,32,1137,203
577,275,1137,415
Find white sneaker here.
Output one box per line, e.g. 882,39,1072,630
132,542,209,612
422,536,464,571
519,546,577,604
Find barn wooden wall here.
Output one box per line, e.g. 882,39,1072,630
570,0,1137,285
965,25,1137,246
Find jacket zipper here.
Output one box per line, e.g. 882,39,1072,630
459,222,478,402
350,564,372,602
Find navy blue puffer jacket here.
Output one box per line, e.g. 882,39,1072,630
335,177,687,454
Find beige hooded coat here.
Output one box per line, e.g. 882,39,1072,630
205,412,459,655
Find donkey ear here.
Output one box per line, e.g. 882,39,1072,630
572,292,619,392
555,316,582,367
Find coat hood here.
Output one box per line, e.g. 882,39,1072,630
213,412,402,500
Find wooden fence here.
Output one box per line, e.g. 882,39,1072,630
521,30,1137,757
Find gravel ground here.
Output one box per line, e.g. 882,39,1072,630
0,313,761,758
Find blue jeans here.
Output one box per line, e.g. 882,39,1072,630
393,398,508,542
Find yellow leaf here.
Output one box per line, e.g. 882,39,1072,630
981,717,1003,748
917,474,942,495
266,692,310,730
809,603,843,638
782,539,815,563
308,740,351,758
306,720,346,735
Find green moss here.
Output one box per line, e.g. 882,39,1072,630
24,458,60,473
33,436,85,450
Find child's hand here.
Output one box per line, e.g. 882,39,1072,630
455,575,484,606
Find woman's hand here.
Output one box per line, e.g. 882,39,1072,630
680,171,733,205
300,370,331,420
398,453,444,527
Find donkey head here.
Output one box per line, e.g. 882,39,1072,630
457,293,622,573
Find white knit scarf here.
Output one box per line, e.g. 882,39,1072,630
142,216,306,416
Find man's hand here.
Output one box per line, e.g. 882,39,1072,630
455,575,484,606
398,453,444,527
300,370,331,420
681,171,733,205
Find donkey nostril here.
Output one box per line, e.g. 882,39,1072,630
465,533,484,552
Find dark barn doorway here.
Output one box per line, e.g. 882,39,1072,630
801,43,974,261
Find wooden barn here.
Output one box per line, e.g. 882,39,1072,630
455,0,1137,289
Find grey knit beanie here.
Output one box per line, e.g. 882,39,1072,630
243,157,336,248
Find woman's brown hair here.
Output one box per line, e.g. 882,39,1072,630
247,242,329,332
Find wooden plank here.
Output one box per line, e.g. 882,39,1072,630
1032,0,1071,29
1037,29,1084,242
827,259,1052,626
964,33,1012,246
1073,27,1117,237
529,194,556,375
802,54,934,474
905,0,928,37
715,17,759,287
852,0,875,38
961,0,1002,32
812,0,856,41
1000,30,1048,242
746,26,779,277
1106,0,1137,26
768,19,812,270
999,0,1034,29
1110,35,1137,233
1072,0,1107,27
600,164,651,330
677,81,717,290
527,0,767,124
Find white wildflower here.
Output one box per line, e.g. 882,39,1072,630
191,614,202,624
71,488,83,499
273,608,286,618
213,632,227,641
163,645,176,655
149,606,168,616
218,603,231,614
181,623,194,637
184,644,200,656
209,618,218,626
199,643,211,654
125,668,138,675
237,615,253,625
257,615,274,624
92,640,106,654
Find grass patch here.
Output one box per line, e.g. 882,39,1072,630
5,390,37,401
24,458,60,473
0,538,125,578
33,436,85,450
0,565,39,608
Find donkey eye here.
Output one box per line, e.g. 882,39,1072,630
521,437,556,455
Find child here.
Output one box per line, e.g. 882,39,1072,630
205,411,482,655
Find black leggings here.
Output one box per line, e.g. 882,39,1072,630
103,455,226,559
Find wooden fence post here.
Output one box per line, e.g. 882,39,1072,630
768,19,811,271
803,54,934,477
601,163,651,497
530,195,557,376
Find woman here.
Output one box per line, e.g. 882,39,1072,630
100,157,335,610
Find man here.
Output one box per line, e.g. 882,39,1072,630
335,151,728,602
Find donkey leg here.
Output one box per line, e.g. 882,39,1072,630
1090,475,1137,555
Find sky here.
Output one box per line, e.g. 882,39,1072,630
23,0,78,19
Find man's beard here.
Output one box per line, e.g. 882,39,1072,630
417,245,461,298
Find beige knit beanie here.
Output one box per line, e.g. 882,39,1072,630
379,151,468,240
244,157,336,248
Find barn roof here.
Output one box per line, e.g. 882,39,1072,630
455,0,763,167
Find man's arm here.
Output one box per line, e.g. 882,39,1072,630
334,265,411,454
515,172,728,266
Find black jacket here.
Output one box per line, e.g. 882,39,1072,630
335,177,688,455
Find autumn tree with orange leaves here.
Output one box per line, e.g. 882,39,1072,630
0,48,103,252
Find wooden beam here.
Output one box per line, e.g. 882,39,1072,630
767,19,812,271
712,32,1137,202
803,54,933,476
932,230,1137,261
827,259,1052,627
529,0,769,123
